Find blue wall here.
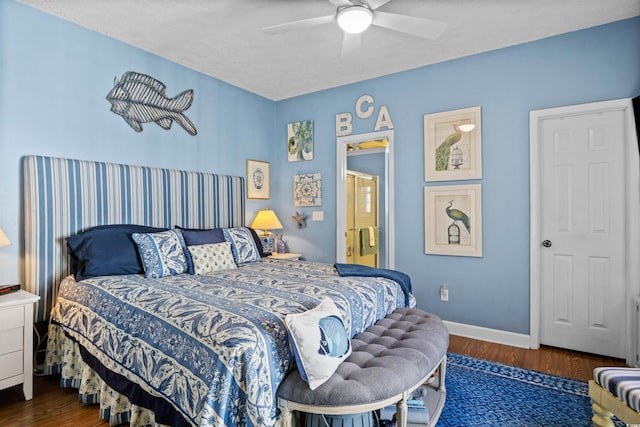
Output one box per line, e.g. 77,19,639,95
0,1,275,281
272,17,640,334
1,0,639,335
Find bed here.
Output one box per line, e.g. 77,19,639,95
25,155,415,427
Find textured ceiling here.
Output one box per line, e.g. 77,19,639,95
18,0,640,101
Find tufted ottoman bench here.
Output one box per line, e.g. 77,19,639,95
277,308,449,427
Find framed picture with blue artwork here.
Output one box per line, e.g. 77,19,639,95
424,184,482,257
294,173,321,207
246,159,270,200
288,120,314,162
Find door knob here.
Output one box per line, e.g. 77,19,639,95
542,240,552,248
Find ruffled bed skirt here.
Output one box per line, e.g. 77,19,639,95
44,323,301,427
44,323,170,427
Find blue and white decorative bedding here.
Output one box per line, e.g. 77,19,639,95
49,258,415,427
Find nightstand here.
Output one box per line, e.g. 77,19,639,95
0,290,40,400
268,253,302,261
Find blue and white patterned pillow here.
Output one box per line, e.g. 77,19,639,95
223,227,261,264
285,298,352,390
132,230,188,278
189,242,237,274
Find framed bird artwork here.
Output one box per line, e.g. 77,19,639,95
424,106,482,182
424,184,482,257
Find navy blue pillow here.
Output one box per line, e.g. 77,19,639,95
175,226,225,246
67,224,168,281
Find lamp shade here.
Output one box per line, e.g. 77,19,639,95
0,228,10,247
251,209,283,231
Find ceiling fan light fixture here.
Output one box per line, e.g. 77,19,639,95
337,5,373,34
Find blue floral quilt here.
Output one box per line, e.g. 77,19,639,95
50,259,414,427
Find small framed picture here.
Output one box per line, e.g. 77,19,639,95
424,106,482,182
425,184,482,257
288,120,314,162
246,159,270,200
294,173,322,207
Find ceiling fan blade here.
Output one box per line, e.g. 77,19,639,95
372,11,447,40
363,0,391,10
263,15,335,35
327,0,353,6
341,32,362,57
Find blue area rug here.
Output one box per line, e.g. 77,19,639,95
437,353,625,427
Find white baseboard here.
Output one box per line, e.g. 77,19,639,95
443,320,531,349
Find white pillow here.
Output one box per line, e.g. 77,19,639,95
189,242,237,274
285,298,352,390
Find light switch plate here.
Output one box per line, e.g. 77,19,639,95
312,211,324,221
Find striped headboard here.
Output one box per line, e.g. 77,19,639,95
23,155,245,322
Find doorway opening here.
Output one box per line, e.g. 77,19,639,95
346,170,379,267
336,130,394,269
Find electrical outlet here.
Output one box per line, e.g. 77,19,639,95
440,285,449,302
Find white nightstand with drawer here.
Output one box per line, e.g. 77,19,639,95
0,290,40,400
268,253,302,261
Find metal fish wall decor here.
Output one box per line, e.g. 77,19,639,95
107,71,197,135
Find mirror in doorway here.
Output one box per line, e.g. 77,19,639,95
346,167,382,268
336,131,394,270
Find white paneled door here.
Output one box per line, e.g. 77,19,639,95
538,107,627,358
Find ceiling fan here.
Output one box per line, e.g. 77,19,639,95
263,0,447,56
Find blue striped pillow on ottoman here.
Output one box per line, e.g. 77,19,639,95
594,367,640,413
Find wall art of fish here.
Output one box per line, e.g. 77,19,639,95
317,315,350,358
106,71,197,135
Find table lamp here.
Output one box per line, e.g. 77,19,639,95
250,208,283,253
0,228,10,247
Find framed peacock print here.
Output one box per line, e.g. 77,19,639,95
424,106,482,182
424,184,482,257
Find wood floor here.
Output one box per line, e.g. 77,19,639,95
447,334,627,382
0,335,628,427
